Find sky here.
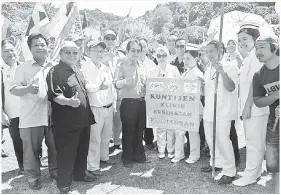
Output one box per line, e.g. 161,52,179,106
50,0,168,18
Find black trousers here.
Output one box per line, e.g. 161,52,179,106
144,128,154,145
8,117,23,169
53,126,90,189
120,98,146,164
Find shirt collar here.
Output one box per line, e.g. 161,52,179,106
2,60,17,70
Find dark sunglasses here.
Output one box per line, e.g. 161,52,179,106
104,37,116,41
62,50,78,56
130,49,141,53
156,53,167,58
176,45,185,49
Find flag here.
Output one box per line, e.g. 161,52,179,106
82,10,89,30
1,15,12,40
49,38,63,62
117,7,132,45
25,2,49,36
45,2,78,39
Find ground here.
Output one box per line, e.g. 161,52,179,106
1,127,276,194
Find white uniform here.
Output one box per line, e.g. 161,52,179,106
237,49,269,182
81,60,117,171
180,66,203,161
203,58,238,177
147,64,181,156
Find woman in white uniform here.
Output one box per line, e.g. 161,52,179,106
147,46,181,159
173,44,203,163
232,22,269,186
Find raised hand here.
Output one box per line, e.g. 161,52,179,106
69,92,80,108
27,78,39,94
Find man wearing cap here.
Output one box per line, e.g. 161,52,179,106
102,29,126,151
115,39,147,168
252,35,279,193
46,41,96,194
10,33,57,190
81,39,117,177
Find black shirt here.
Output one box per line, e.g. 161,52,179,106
171,57,184,74
46,60,95,132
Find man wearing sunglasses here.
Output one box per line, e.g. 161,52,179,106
115,39,147,168
102,29,126,152
46,41,96,193
202,40,239,184
171,38,186,74
81,39,117,177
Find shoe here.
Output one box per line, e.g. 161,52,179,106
218,175,235,184
1,150,8,158
185,158,199,164
17,168,24,175
168,153,175,159
171,157,184,163
123,163,133,168
200,165,222,173
59,187,71,194
145,143,156,150
100,158,117,165
158,153,165,159
237,171,244,177
232,177,256,186
28,180,41,190
114,145,121,150
86,169,104,176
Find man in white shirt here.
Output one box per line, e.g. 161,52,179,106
81,39,117,176
1,40,23,174
10,33,57,190
201,40,238,184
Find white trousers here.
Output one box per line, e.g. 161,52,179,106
113,100,122,145
204,120,236,177
157,128,175,154
87,106,114,171
242,115,268,181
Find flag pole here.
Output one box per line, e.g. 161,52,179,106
212,2,224,181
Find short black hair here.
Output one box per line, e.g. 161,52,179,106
1,39,15,49
175,38,185,45
27,33,48,49
238,28,260,42
184,50,198,58
207,40,226,54
126,39,142,52
270,43,280,56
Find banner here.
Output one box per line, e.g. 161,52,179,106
146,78,200,132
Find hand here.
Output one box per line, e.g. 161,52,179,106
213,62,224,74
125,77,134,86
100,78,109,90
2,113,10,126
68,92,80,108
242,105,251,119
275,105,279,118
27,78,39,94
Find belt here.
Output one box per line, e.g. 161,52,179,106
102,103,112,108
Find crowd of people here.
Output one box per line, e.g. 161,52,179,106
1,20,279,194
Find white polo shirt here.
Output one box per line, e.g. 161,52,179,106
147,64,181,78
238,49,269,117
2,61,20,119
10,59,53,128
81,60,117,107
203,58,239,122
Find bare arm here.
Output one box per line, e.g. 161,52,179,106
254,92,279,108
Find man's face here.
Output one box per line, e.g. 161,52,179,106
89,45,105,63
30,38,49,60
175,40,185,56
255,41,275,63
127,42,141,62
60,47,79,66
238,31,255,53
2,43,17,65
104,35,116,50
140,40,148,55
206,44,219,64
199,47,209,64
167,35,177,50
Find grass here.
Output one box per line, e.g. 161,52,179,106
1,127,276,194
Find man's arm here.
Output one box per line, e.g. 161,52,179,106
115,63,127,89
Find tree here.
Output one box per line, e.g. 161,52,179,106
150,5,173,34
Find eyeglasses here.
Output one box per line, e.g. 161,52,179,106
156,53,167,58
89,49,105,54
130,49,141,53
62,50,78,56
104,37,116,41
176,45,185,49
